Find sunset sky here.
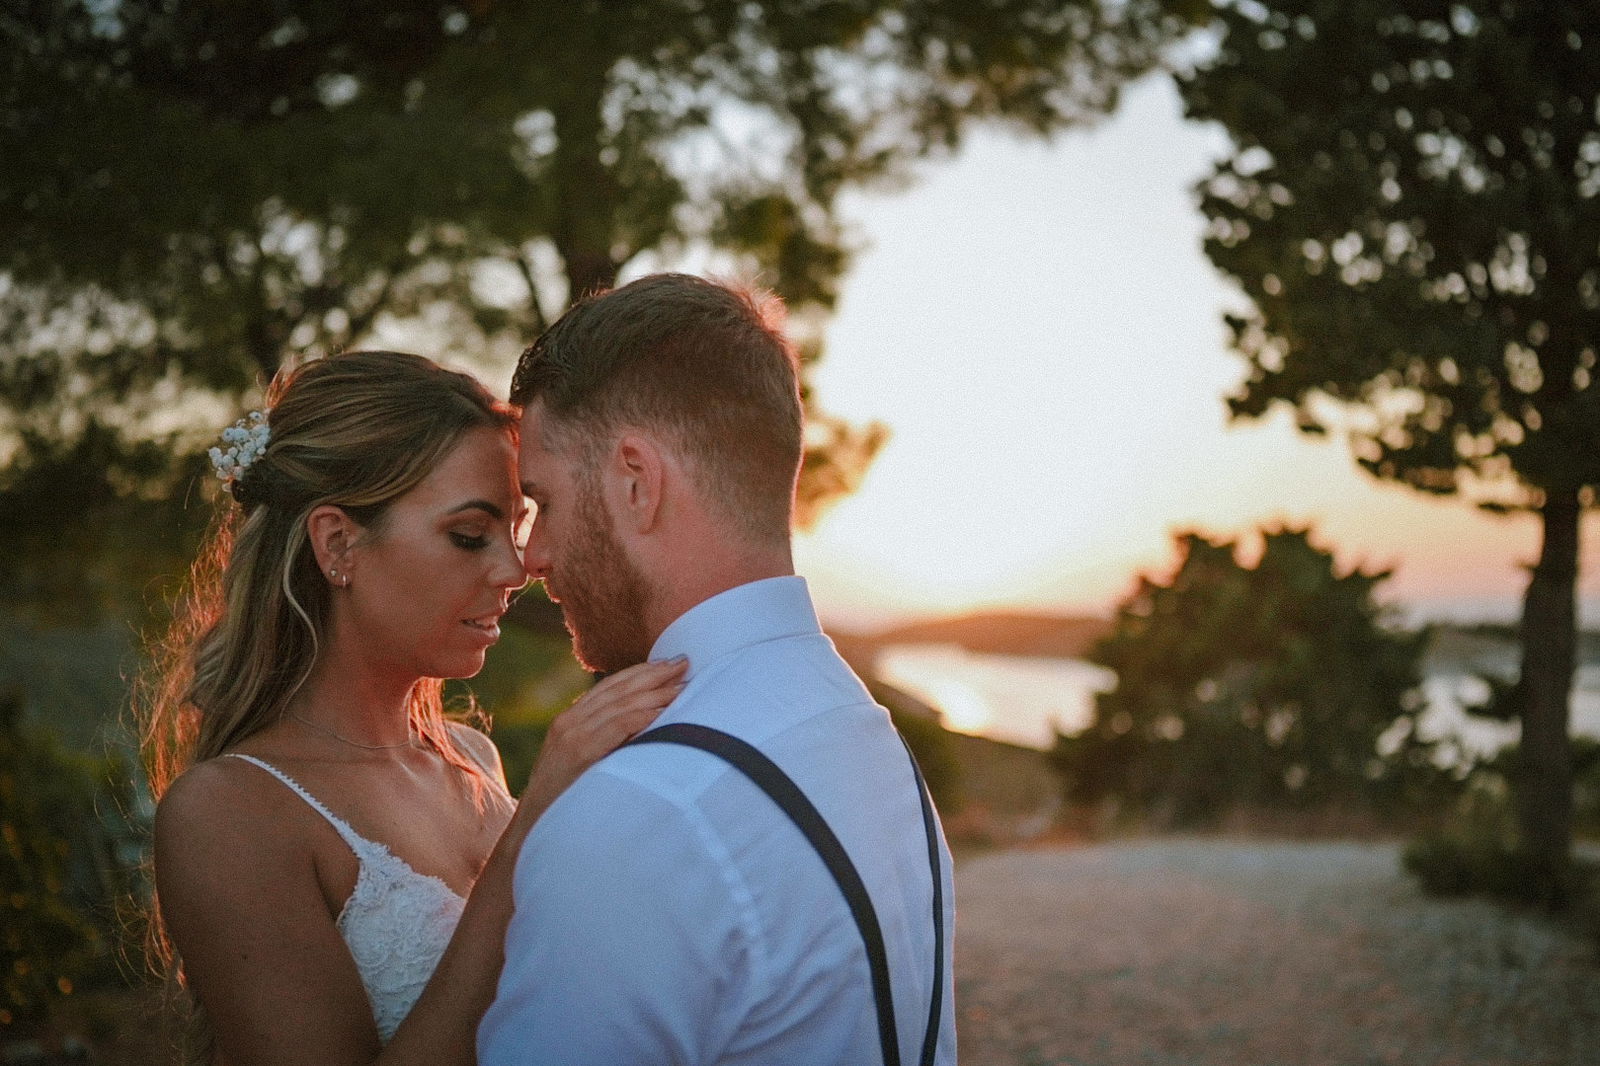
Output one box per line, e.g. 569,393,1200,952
786,76,1600,632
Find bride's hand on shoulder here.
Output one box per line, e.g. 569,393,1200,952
516,657,688,820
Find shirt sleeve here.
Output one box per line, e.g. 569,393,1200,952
478,769,759,1065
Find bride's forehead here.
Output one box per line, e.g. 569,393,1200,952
438,425,515,471
401,430,518,503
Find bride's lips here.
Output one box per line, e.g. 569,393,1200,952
462,612,503,642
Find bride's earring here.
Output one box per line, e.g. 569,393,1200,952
330,567,349,588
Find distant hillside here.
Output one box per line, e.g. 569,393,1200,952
845,611,1112,662
834,611,1600,674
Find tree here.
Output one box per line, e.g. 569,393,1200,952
1,0,1199,619
1179,1,1599,882
1,0,499,617
1052,527,1435,826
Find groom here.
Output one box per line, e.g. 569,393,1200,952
479,273,956,1064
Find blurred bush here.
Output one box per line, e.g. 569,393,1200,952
1051,527,1443,828
1402,771,1525,898
1404,738,1600,910
1403,833,1538,900
0,690,145,1040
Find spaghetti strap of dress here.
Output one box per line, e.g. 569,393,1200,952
222,752,369,855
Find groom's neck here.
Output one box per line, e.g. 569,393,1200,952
640,536,794,647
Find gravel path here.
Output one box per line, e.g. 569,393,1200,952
955,841,1599,1066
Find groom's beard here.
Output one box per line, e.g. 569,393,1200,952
557,481,654,675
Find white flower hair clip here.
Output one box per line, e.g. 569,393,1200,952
208,410,271,491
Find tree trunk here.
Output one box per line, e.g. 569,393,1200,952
562,250,620,306
548,36,622,311
1516,487,1579,902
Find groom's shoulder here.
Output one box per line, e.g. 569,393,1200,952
532,724,733,828
518,750,727,886
702,631,875,710
579,726,740,807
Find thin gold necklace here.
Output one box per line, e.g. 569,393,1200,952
288,709,417,750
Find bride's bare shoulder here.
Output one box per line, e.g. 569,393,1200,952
153,756,302,876
158,753,265,816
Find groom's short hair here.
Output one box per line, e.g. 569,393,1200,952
510,273,803,541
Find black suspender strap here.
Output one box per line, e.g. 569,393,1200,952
899,733,945,1066
624,722,943,1066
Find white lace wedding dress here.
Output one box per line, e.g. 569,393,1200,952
225,753,466,1042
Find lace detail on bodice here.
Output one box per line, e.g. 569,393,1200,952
224,754,466,1043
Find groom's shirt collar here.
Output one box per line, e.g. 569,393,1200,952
648,575,820,678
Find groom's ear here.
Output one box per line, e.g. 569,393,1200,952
611,432,665,534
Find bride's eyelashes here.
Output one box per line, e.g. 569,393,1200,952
451,521,528,553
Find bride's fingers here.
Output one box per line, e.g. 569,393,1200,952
544,672,684,755
541,659,686,754
591,673,686,714
586,657,688,698
594,658,685,688
561,663,685,727
566,684,682,747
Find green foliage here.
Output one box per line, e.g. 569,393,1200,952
1180,0,1600,502
448,618,588,727
0,691,144,1036
1459,735,1600,831
1405,736,1600,919
0,620,139,754
0,441,212,624
487,719,550,804
1402,773,1582,908
1402,831,1544,899
1576,735,1600,835
1052,526,1435,826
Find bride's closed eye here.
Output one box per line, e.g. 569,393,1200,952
450,530,490,551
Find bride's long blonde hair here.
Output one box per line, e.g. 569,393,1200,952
138,350,517,1058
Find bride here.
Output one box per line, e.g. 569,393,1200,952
141,350,685,1064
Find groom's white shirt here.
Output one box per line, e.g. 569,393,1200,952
478,576,956,1065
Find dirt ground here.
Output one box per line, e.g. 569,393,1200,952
954,840,1600,1066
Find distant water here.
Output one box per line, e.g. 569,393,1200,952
876,645,1113,750
877,644,1600,755
1418,667,1600,760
